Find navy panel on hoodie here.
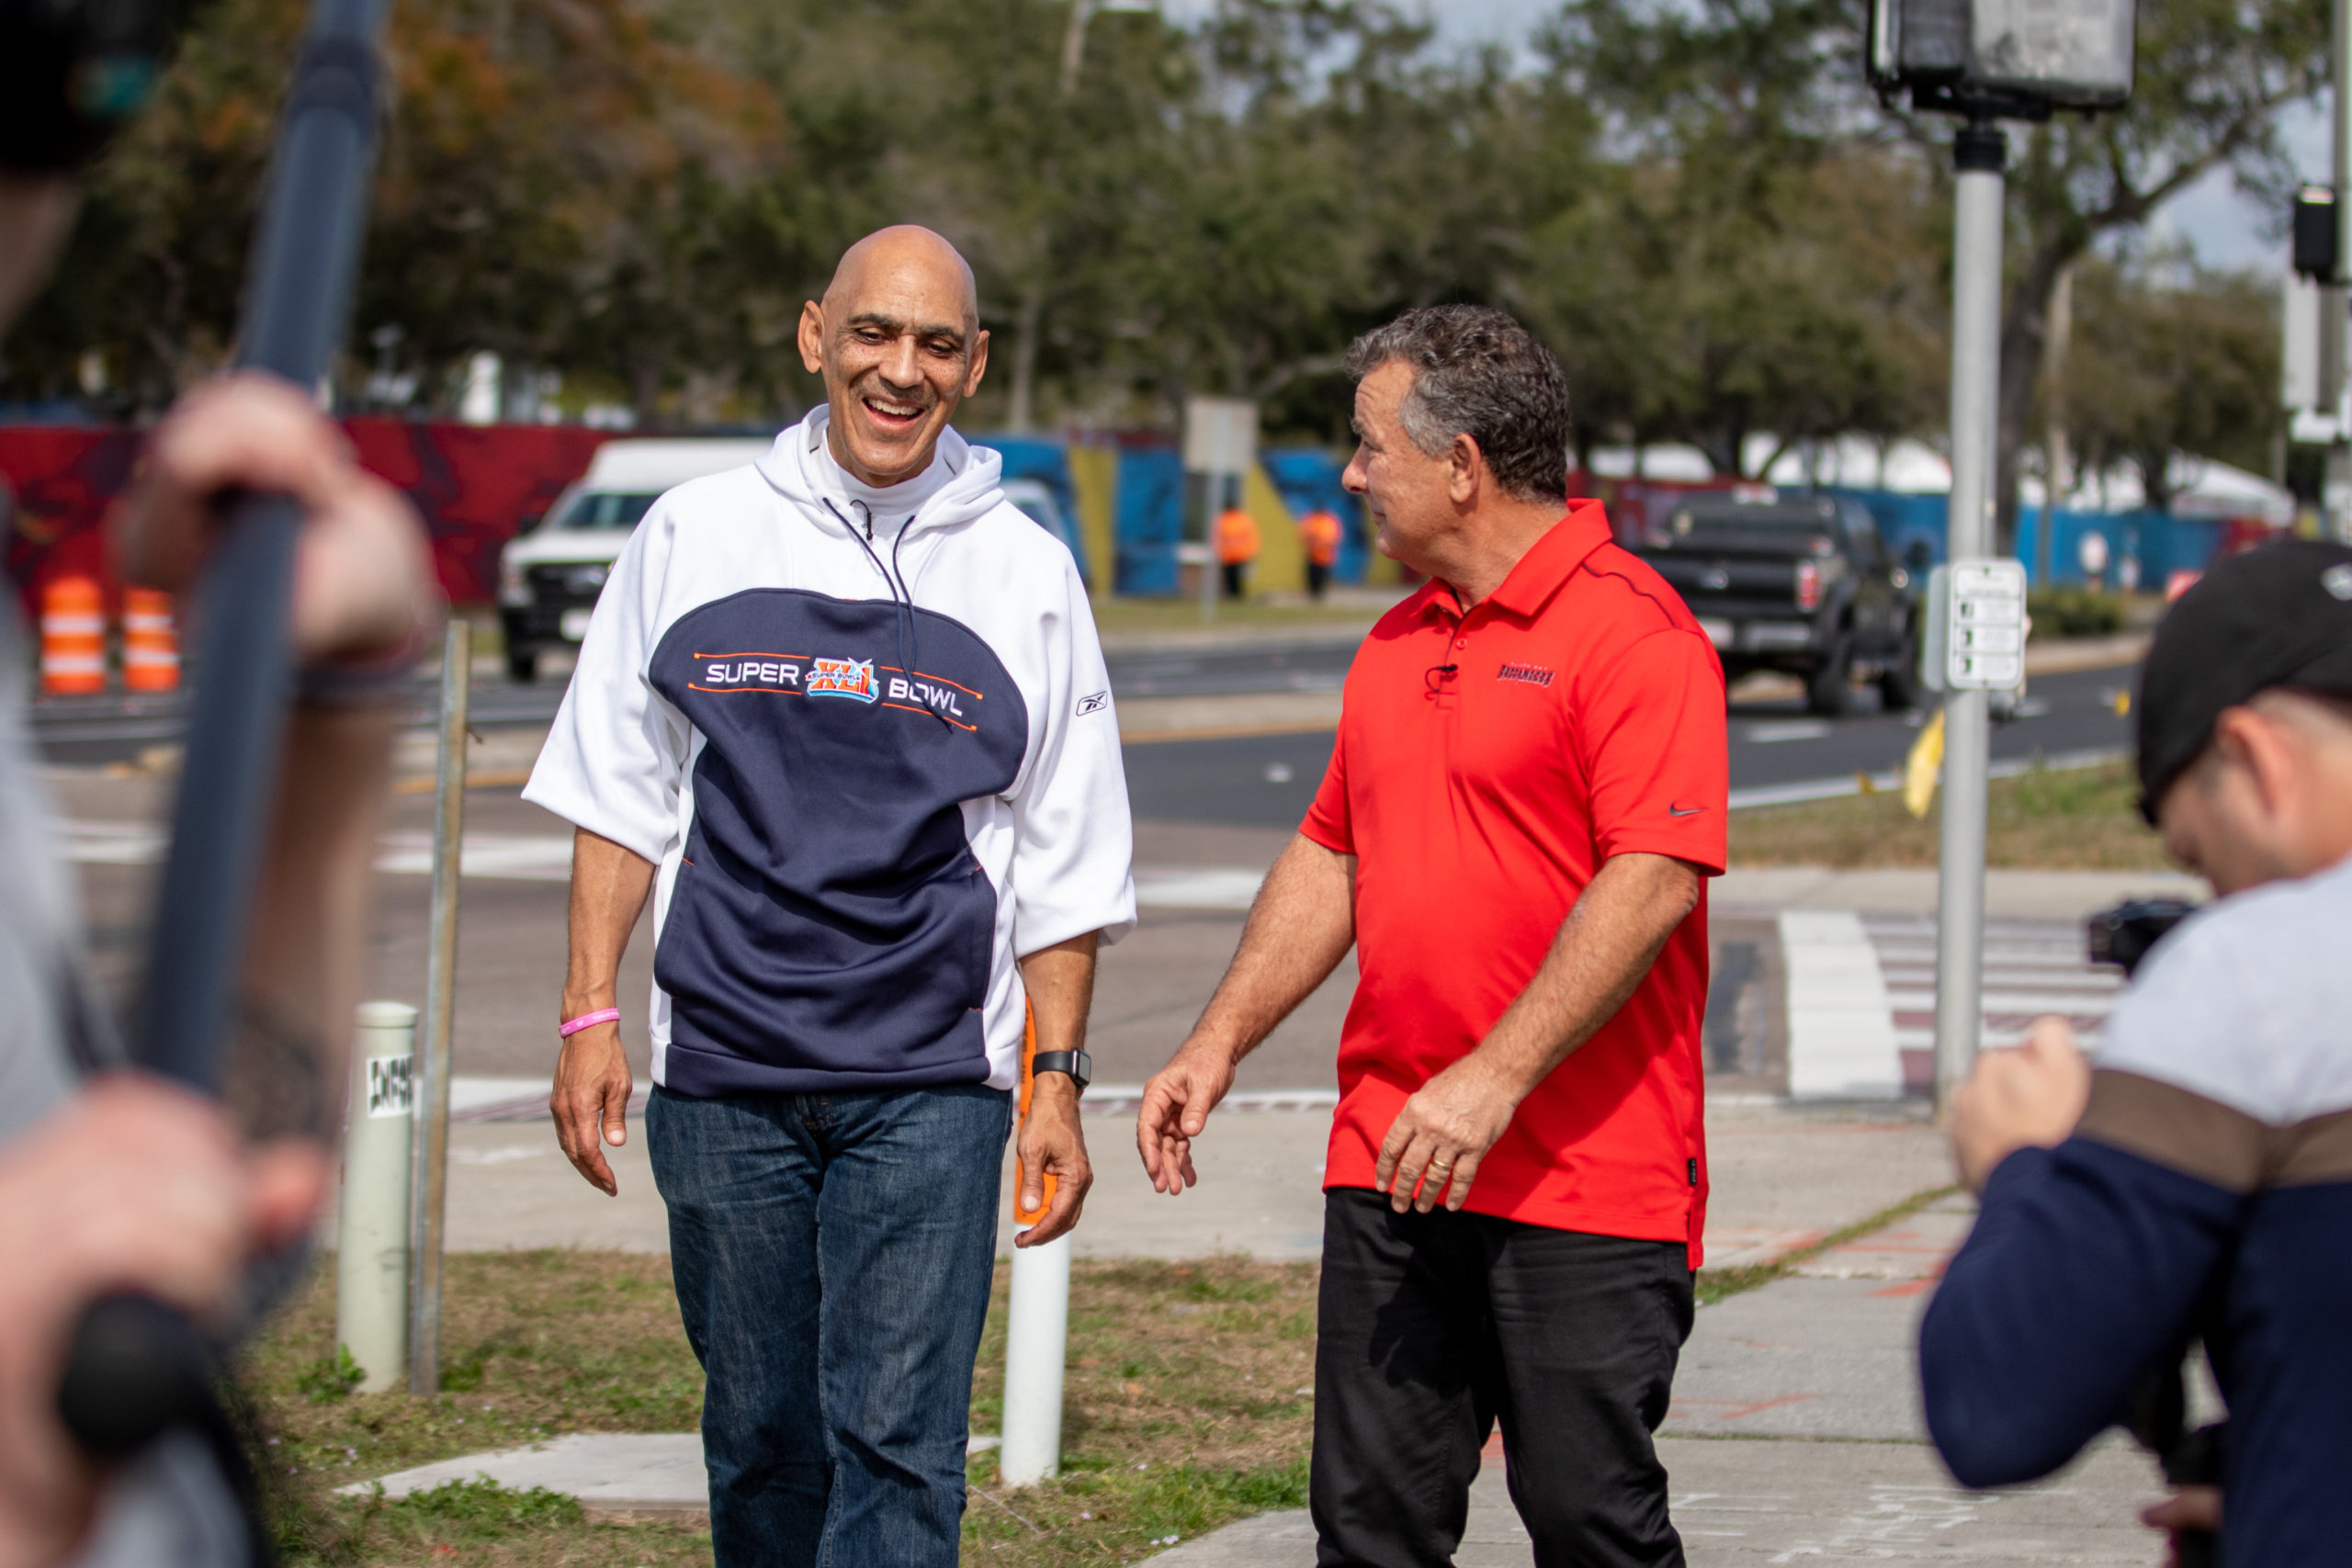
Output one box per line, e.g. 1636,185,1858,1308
646,587,1028,1094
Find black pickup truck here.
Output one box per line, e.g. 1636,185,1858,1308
1634,491,1922,715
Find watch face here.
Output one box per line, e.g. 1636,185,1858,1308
1072,1048,1092,1089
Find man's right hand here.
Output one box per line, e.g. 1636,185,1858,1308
1136,1035,1238,1194
551,1022,633,1196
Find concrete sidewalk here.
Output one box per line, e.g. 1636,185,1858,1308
1148,1191,2171,1565
348,1092,1950,1268
354,1178,2177,1563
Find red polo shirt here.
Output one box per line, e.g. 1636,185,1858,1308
1301,502,1727,1265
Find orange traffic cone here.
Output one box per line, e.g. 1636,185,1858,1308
121,588,179,693
40,577,107,695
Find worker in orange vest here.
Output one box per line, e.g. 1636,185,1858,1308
1298,507,1341,601
1215,504,1260,600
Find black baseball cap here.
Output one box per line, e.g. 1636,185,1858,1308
2137,538,2352,823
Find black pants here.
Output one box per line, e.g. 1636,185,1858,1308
1306,561,1332,600
1222,561,1247,599
1312,1189,1693,1568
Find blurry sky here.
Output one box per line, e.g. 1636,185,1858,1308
1175,0,2315,276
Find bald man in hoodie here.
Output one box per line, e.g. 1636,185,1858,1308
529,227,1136,1568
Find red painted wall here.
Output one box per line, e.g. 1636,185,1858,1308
0,419,612,613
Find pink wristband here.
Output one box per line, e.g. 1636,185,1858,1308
559,1008,621,1039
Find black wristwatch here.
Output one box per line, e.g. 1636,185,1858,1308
1031,1048,1091,1094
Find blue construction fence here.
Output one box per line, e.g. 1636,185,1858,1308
975,435,1368,597
1104,444,1371,595
967,431,2228,596
1829,491,2226,588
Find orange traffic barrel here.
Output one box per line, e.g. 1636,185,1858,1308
40,576,107,695
121,588,179,693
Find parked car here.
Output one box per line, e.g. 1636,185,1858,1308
496,442,1087,682
496,439,770,681
1633,490,1922,715
1001,477,1081,563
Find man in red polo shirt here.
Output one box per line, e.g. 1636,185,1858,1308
1137,306,1725,1566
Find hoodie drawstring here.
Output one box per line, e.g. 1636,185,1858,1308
828,498,950,732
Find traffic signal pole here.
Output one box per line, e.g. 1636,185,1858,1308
1932,119,2006,1112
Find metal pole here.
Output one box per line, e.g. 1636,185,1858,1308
2332,0,2352,541
2040,262,2072,586
338,1001,417,1393
1199,476,1222,624
1000,1234,1071,1484
1933,120,2006,1112
408,619,470,1395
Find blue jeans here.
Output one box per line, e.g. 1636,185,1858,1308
647,1083,1012,1568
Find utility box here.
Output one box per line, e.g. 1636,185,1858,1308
1869,0,2134,113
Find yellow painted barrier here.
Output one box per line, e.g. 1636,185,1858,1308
1066,446,1118,597
1243,462,1304,597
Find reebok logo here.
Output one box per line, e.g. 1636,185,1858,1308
1076,690,1110,716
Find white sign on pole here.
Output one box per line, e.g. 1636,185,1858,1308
1182,397,1258,476
1945,558,2027,689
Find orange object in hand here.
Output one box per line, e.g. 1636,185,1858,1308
121,588,180,693
40,576,107,695
1014,1003,1058,1226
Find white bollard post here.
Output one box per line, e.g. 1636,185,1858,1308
337,1001,417,1393
998,1234,1071,1485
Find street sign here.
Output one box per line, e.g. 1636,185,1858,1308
1944,558,2027,689
1182,397,1257,476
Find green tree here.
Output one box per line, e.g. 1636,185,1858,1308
2058,255,2281,512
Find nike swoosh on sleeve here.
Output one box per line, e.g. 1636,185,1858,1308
1668,805,1705,817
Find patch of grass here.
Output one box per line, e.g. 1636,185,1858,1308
249,1252,1318,1567
1731,757,2169,870
247,1251,707,1565
1693,1185,1962,1306
2027,586,2126,638
966,1457,1311,1562
282,1478,706,1567
296,1346,364,1404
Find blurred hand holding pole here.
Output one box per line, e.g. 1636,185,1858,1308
56,0,399,1457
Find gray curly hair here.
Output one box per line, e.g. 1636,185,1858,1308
1345,306,1572,504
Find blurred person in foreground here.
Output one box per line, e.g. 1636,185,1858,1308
1921,540,2352,1565
528,225,1132,1568
0,133,434,1568
1137,307,1726,1567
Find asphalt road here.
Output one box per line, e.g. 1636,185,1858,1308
24,637,1351,766
1121,661,2137,829
28,633,2136,830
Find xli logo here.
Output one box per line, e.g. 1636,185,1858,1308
807,657,878,703
1497,662,1555,687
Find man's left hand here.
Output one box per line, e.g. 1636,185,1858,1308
1374,1057,1521,1213
1016,1077,1091,1247
112,372,433,664
1951,1017,2091,1191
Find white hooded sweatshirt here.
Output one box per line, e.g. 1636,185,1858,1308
524,409,1135,1096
